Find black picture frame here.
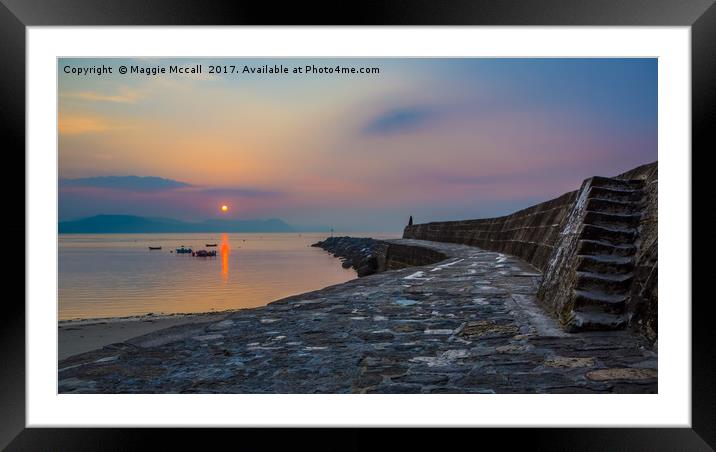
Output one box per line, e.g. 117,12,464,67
3,0,712,449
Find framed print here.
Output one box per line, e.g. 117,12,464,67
4,0,713,449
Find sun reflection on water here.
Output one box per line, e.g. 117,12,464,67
221,233,230,282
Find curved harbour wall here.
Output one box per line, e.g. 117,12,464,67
403,191,577,271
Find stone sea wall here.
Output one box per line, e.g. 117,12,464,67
312,236,448,277
381,242,449,270
403,191,578,271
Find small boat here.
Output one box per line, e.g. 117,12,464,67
193,249,217,257
175,246,193,254
206,243,217,247
148,246,162,250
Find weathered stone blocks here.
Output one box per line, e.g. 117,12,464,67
312,236,448,276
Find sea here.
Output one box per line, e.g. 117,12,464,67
58,232,400,320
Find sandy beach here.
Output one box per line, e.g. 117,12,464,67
58,312,232,360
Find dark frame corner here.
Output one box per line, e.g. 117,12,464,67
3,0,713,449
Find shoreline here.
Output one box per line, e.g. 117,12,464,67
59,309,241,326
58,277,367,361
59,310,237,360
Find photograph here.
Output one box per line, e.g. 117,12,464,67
56,57,658,394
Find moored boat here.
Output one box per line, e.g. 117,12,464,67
192,249,217,257
148,246,162,250
206,243,217,247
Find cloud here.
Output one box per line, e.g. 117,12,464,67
59,176,282,198
362,107,437,135
60,176,191,191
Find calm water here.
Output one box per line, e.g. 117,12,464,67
58,232,399,320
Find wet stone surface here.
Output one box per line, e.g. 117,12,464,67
58,239,657,394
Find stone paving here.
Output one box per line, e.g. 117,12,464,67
58,239,657,394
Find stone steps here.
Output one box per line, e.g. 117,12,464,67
587,186,644,203
573,289,628,313
580,224,638,245
576,239,637,257
585,197,639,215
589,176,645,191
567,177,644,331
583,211,641,229
569,311,630,331
575,271,635,293
576,254,635,274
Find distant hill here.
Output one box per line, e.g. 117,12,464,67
58,215,302,233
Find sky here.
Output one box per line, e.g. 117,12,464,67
58,58,657,232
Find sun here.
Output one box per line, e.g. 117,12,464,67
220,205,229,213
